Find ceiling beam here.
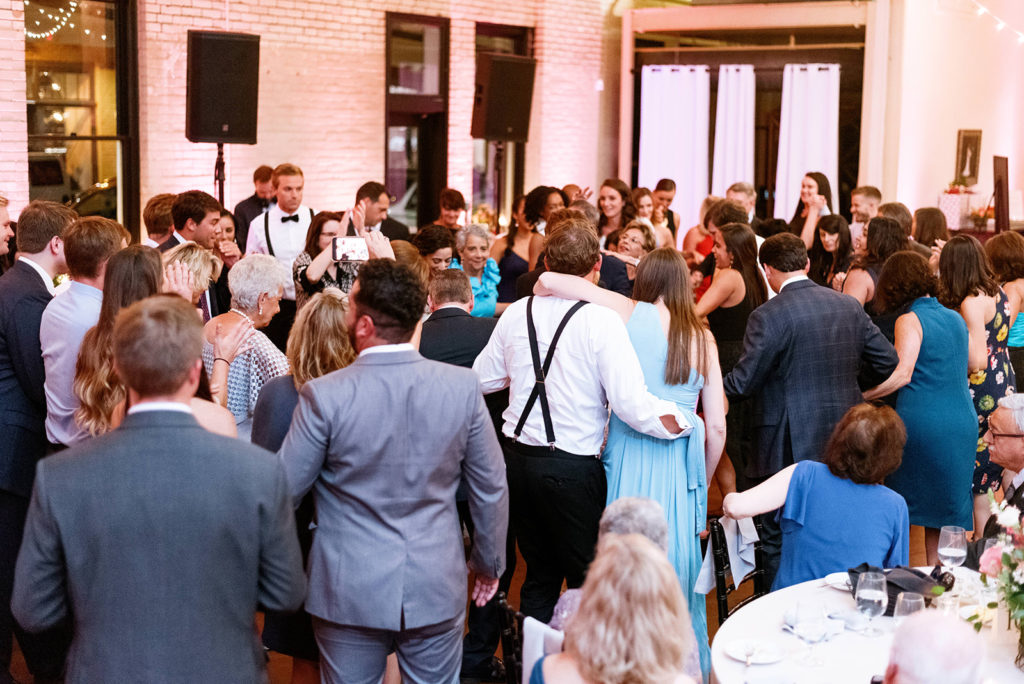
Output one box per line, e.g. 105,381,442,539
629,2,870,34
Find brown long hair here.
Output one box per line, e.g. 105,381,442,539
632,248,708,385
302,211,344,257
74,245,163,435
938,234,1000,309
286,288,356,388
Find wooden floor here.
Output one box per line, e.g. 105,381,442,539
9,482,932,684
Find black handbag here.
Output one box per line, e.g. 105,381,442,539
846,563,953,616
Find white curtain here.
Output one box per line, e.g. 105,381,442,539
637,65,710,235
711,65,755,197
774,63,840,220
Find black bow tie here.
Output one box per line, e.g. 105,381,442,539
281,215,299,223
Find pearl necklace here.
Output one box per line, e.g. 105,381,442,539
230,308,255,325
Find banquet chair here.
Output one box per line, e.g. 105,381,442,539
497,592,525,684
708,516,768,626
520,617,564,684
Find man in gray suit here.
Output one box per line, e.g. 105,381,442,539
279,259,509,684
12,294,306,683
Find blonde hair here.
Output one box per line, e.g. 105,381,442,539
163,242,222,297
565,534,691,684
286,288,356,388
0,194,8,207
391,240,430,289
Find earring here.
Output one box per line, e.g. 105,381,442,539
258,305,263,316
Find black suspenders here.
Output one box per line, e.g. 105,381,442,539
513,296,587,449
263,208,314,257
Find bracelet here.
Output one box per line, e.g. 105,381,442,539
214,357,230,364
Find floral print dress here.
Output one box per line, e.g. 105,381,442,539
970,288,1017,493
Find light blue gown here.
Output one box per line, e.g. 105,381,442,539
602,301,709,676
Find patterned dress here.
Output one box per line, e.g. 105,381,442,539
970,288,1017,493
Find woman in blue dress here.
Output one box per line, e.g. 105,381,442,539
536,248,726,676
723,403,909,590
452,224,503,317
863,251,976,564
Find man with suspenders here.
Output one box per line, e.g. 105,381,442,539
473,214,691,622
245,163,314,351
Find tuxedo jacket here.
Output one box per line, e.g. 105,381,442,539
12,410,305,683
279,349,508,631
0,261,53,497
723,279,898,477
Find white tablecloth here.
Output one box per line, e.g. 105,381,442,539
710,573,1024,684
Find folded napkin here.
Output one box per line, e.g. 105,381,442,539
695,516,759,594
521,616,565,684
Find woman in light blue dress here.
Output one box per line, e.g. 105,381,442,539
537,248,726,677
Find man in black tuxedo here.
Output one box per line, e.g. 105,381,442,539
418,270,511,683
161,191,231,320
232,164,276,251
723,232,898,584
347,182,411,241
0,200,77,684
653,178,678,237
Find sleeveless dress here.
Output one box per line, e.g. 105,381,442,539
885,297,976,528
602,301,710,676
707,297,755,489
970,288,1017,493
497,249,529,303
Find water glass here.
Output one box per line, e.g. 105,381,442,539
792,601,829,666
938,526,968,570
893,591,925,625
855,571,887,637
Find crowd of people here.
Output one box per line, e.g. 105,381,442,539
0,163,1015,684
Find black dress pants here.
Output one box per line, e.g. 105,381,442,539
0,491,70,683
502,437,606,623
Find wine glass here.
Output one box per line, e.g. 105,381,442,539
792,601,829,666
938,525,968,571
855,571,887,637
893,591,925,625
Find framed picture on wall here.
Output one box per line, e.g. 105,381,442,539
956,129,982,186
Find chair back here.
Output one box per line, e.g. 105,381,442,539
498,592,525,684
708,516,768,626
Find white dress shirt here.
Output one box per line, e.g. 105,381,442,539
359,343,415,357
142,236,161,248
40,281,103,445
473,295,690,455
245,203,313,300
778,274,810,292
127,401,192,416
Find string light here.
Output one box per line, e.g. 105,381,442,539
971,1,1024,46
23,0,77,40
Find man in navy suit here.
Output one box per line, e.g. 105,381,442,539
723,232,898,584
0,200,77,684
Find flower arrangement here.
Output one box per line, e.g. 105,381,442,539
946,180,975,195
978,493,1024,667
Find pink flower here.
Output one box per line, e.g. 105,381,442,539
979,544,1004,577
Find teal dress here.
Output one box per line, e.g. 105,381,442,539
602,301,709,676
451,258,500,317
886,297,976,528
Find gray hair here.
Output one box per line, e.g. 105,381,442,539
228,254,289,312
726,182,756,199
570,199,600,229
999,393,1024,432
887,613,982,684
598,497,668,552
455,223,491,253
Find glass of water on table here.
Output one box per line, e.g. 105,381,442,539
938,525,968,591
855,571,887,637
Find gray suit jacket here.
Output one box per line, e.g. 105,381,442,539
12,410,306,684
279,348,508,631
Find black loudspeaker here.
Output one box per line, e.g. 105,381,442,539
186,31,260,144
471,53,536,143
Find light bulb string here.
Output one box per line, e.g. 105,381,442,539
971,0,1024,44
23,0,78,40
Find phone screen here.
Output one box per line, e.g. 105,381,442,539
332,237,369,262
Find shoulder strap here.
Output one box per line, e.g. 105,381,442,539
513,296,587,448
263,212,275,257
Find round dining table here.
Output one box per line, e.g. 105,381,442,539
709,571,1024,683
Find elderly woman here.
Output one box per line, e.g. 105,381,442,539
452,224,503,317
549,498,701,681
724,403,909,590
202,254,291,439
532,534,697,684
251,288,356,683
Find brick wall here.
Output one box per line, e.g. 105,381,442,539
136,0,608,219
0,0,29,217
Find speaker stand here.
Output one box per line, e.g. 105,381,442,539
493,140,505,226
214,142,226,206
